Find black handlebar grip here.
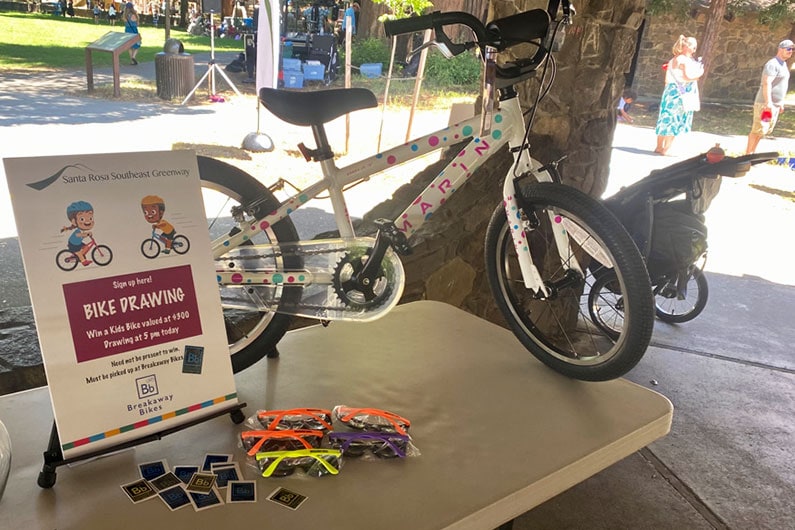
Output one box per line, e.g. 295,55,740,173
383,12,439,37
486,9,550,45
384,11,488,42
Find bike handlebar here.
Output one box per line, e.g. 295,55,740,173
384,11,487,59
705,151,778,179
384,11,487,42
384,8,556,82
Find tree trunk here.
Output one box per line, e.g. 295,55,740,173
698,0,727,95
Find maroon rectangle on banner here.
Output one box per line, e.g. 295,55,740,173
63,265,203,362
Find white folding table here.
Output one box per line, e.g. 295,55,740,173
0,301,672,529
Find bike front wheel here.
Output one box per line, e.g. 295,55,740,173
141,238,161,259
198,156,302,373
92,244,113,266
654,267,708,323
485,182,654,381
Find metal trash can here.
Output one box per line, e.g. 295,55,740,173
155,39,194,100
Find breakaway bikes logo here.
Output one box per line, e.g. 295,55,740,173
128,374,174,416
136,374,159,399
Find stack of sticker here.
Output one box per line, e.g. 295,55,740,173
119,454,254,511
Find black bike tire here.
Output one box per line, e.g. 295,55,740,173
173,235,190,255
485,182,654,381
56,250,78,271
141,239,160,259
92,244,113,266
655,268,708,323
587,272,622,340
197,156,302,373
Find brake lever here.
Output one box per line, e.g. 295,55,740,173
407,39,475,62
407,40,451,61
561,1,575,23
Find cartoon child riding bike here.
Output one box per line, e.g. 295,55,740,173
140,195,190,258
57,200,113,271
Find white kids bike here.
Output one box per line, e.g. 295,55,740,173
198,1,655,381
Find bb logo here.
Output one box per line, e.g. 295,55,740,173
135,374,159,399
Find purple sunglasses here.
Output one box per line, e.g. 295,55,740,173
327,432,411,458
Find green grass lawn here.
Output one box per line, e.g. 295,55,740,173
0,12,242,70
2,11,793,142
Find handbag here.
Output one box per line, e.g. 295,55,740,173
676,81,700,112
670,60,701,112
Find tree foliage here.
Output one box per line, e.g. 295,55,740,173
647,0,795,24
645,0,691,18
757,0,795,25
372,0,434,21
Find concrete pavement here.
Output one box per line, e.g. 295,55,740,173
1,57,794,529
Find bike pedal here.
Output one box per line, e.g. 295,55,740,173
374,219,413,256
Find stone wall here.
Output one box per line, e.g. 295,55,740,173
633,13,795,102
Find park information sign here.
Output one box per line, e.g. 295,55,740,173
3,151,238,459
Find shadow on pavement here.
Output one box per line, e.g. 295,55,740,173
0,75,218,127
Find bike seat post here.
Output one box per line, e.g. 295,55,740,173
310,124,335,162
309,123,356,238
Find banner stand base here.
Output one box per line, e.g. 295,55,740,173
37,401,247,488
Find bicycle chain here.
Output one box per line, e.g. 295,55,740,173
217,245,392,314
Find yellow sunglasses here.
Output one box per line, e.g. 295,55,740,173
255,448,342,478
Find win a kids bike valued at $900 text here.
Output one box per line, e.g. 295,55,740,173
199,2,656,381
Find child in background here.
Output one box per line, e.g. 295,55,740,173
617,88,637,124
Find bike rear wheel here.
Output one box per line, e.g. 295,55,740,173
198,156,302,373
173,235,190,255
485,182,654,381
56,250,78,271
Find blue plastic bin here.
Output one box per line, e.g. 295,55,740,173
303,63,325,81
283,57,301,72
360,63,382,78
283,72,304,89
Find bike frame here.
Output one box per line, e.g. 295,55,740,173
211,88,582,295
67,237,99,262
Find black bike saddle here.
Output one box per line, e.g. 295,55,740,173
258,87,378,127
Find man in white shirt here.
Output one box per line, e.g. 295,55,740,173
746,39,793,154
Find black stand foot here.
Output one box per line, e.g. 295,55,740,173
266,347,280,359
230,408,246,424
37,402,246,488
38,467,57,488
38,422,63,488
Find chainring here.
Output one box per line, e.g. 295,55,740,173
332,249,393,310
